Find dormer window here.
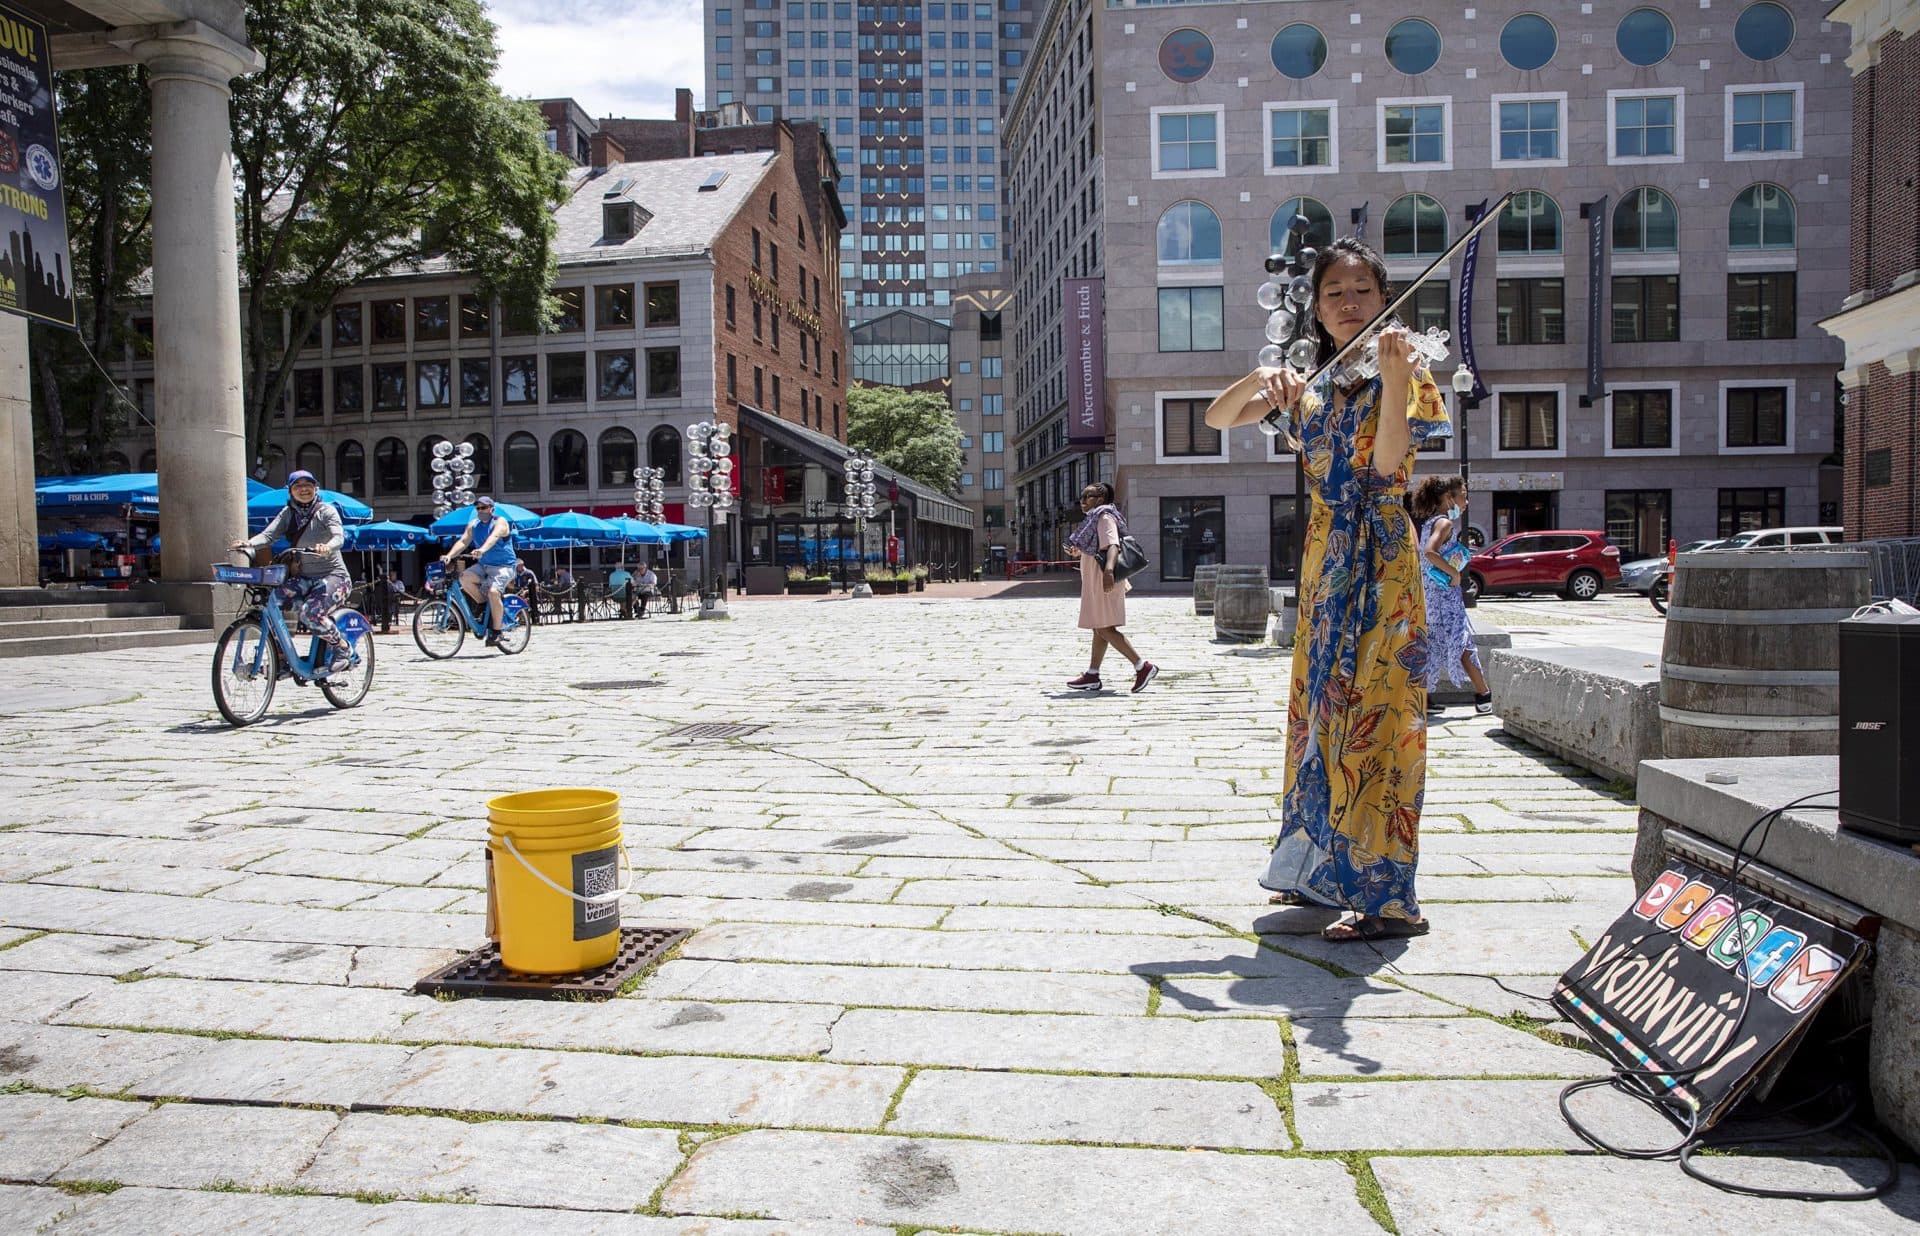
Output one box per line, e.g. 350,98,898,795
602,201,650,241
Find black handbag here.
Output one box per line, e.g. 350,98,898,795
1112,534,1149,581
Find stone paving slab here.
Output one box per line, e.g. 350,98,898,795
661,1129,1379,1233
0,1183,86,1232
1,1023,212,1092
0,1093,147,1184
934,905,1234,936
887,1069,1290,1149
1158,974,1455,1020
1372,1154,1920,1235
54,975,415,1040
825,1008,1284,1075
625,895,947,929
0,932,197,976
0,970,113,1023
296,1111,684,1211
889,878,1151,907
395,996,841,1058
150,939,356,985
54,1102,340,1190
133,1038,415,1106
641,958,1151,1015
1289,1016,1601,1078
372,1045,902,1130
30,861,247,897
1292,1078,1675,1151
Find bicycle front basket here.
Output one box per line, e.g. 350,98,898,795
213,564,287,586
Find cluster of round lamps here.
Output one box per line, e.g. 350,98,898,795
686,421,734,514
429,440,477,515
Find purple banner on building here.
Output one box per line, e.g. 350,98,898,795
1580,195,1610,407
1063,277,1107,447
1456,199,1490,402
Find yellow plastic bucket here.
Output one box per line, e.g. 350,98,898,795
487,788,622,832
489,815,629,975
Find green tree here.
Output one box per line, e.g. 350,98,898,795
846,383,963,494
28,66,153,474
232,0,571,460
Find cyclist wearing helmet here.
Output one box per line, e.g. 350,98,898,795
440,495,517,646
229,470,354,658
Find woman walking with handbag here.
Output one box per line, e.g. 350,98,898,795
1064,482,1158,693
1412,475,1493,714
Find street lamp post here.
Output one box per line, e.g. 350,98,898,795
845,450,877,597
686,420,733,619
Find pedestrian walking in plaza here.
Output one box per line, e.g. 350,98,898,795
1214,238,1446,942
1063,482,1158,694
1412,475,1493,714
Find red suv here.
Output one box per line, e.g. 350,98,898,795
1463,530,1621,601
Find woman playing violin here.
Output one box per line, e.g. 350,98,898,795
1218,237,1449,942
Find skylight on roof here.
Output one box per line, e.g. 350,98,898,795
603,177,634,199
698,170,729,192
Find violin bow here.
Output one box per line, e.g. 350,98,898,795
1268,189,1517,429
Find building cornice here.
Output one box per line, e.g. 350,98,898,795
1817,281,1920,373
1827,0,1920,73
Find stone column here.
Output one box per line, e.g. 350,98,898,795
0,313,34,587
133,28,257,619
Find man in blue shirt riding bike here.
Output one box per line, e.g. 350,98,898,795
440,495,518,646
229,470,355,662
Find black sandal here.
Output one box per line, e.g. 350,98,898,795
1322,915,1431,942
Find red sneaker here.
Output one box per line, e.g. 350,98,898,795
1131,661,1160,693
1066,671,1102,690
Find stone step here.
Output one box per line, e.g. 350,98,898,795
0,625,216,659
0,602,171,622
0,587,151,607
0,614,192,639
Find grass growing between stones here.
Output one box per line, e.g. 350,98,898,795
54,1180,123,1196
0,929,49,952
1339,1155,1399,1233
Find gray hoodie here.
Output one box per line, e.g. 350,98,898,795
249,500,349,579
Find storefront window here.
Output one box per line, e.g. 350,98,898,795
1159,496,1224,583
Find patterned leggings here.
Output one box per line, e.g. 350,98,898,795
275,572,351,649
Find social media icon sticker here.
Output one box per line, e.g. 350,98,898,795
1707,910,1773,971
1681,895,1737,950
1768,944,1846,1013
1658,881,1715,931
1634,872,1686,921
1745,927,1807,988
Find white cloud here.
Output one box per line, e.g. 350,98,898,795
484,0,706,120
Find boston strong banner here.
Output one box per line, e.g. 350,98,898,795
0,4,74,329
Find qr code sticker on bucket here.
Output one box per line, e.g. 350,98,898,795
573,846,621,940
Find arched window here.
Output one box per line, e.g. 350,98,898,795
1729,183,1795,250
648,426,683,485
1270,23,1327,79
549,429,588,490
1383,193,1448,259
104,450,131,474
1269,197,1334,255
1613,187,1678,253
1498,191,1562,254
295,442,325,483
1616,7,1675,66
599,427,638,487
262,445,287,486
372,437,407,497
464,433,492,493
336,440,365,497
138,449,158,472
416,435,448,494
1156,201,1221,265
1499,13,1557,71
503,431,539,493
1384,18,1441,75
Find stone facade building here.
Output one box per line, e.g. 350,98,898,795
1010,1,1851,587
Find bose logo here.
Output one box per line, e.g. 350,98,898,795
1851,721,1886,731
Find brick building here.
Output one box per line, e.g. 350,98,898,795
1821,1,1920,539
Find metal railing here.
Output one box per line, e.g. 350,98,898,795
1804,537,1920,604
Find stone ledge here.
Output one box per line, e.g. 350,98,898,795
1483,646,1663,785
1431,625,1512,707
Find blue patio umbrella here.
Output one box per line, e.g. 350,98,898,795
536,511,624,545
652,522,709,542
604,516,670,545
35,473,160,516
515,530,583,550
38,530,112,551
247,486,375,530
427,502,542,538
344,520,429,550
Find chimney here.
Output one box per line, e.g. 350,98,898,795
676,88,695,157
589,130,626,172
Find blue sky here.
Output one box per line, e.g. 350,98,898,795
485,0,705,120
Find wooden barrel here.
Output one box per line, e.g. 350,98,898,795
1192,564,1221,615
1213,565,1271,642
1659,549,1870,759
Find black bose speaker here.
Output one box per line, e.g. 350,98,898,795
1838,610,1920,845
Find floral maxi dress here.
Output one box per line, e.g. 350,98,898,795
1261,371,1449,921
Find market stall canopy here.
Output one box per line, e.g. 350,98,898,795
38,530,112,550
35,473,160,516
344,520,430,550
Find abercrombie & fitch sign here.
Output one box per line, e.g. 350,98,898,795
1063,277,1106,446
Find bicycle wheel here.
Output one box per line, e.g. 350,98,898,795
211,618,277,726
320,610,377,709
495,605,532,655
412,599,466,659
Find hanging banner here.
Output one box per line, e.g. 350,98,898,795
1554,854,1866,1131
0,4,73,329
1063,276,1106,447
1456,198,1490,402
1579,196,1609,407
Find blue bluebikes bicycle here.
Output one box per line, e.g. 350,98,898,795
412,559,532,658
209,556,376,726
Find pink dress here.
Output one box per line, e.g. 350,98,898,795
1077,512,1130,630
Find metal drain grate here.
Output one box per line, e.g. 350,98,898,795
412,927,689,1002
666,722,767,740
573,679,660,690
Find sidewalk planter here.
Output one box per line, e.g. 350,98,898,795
787,579,834,595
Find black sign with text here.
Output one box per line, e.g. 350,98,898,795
0,4,73,328
1554,856,1866,1130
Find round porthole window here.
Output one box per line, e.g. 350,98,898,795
1385,18,1441,75
1617,8,1676,67
1159,28,1214,84
1500,14,1557,72
1271,23,1328,80
1734,3,1794,62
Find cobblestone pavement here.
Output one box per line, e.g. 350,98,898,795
0,592,1913,1234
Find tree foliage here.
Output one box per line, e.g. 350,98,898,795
231,0,572,459
846,383,963,494
28,67,152,474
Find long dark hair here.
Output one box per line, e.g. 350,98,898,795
1308,237,1391,367
1411,474,1466,521
1081,481,1116,506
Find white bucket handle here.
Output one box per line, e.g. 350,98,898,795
498,834,633,905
